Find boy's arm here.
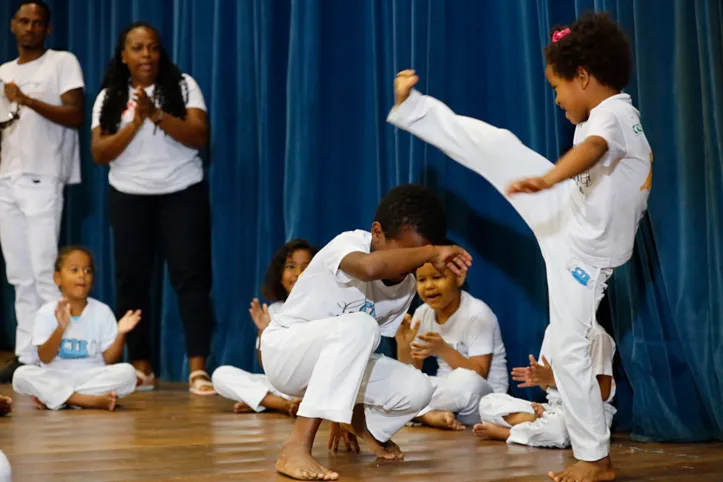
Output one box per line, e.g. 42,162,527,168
102,334,126,365
37,301,70,364
339,245,470,282
597,375,613,401
37,326,66,364
436,347,491,378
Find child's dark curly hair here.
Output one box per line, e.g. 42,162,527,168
261,239,318,302
544,11,632,91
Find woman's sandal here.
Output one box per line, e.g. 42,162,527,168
135,370,156,392
189,370,216,396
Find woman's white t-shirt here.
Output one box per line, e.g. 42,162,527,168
91,74,206,195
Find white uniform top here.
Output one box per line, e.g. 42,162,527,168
0,49,84,184
256,301,284,349
32,298,118,371
272,230,416,337
539,323,616,405
91,74,206,195
412,291,508,393
568,93,651,268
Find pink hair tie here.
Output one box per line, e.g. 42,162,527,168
552,28,571,43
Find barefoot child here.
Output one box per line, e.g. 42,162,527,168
396,255,507,430
475,324,616,448
212,239,317,416
388,12,648,482
260,184,472,480
12,247,140,411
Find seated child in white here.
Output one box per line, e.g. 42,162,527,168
212,240,317,416
396,257,508,430
475,323,616,447
12,247,139,411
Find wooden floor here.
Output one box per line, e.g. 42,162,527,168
0,385,721,481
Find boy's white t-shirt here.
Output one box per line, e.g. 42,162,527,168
273,230,416,337
539,323,617,404
0,49,84,184
568,93,652,268
412,291,508,393
32,298,118,371
91,74,206,195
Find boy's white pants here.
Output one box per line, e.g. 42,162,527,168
261,312,434,443
212,366,294,412
12,363,136,410
0,450,10,482
0,175,63,365
388,93,613,461
479,393,616,449
417,368,494,425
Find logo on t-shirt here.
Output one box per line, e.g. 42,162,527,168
58,338,91,359
339,299,380,321
574,170,592,194
632,123,643,135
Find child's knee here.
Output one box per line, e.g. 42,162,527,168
343,312,381,348
449,368,490,398
211,366,235,389
406,371,434,413
11,365,37,393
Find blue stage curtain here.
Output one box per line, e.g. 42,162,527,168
0,0,720,443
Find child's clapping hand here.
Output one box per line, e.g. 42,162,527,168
511,355,555,389
118,309,142,335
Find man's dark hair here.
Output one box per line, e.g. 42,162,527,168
374,184,447,245
15,1,51,26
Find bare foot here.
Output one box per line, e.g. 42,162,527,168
67,392,117,411
343,405,404,460
233,401,254,413
531,402,546,418
31,396,47,411
417,410,465,431
286,398,302,417
276,441,339,480
548,458,616,482
472,422,510,441
0,395,12,415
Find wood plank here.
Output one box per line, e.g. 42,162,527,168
0,384,721,481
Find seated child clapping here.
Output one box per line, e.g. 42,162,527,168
12,247,139,411
212,239,317,415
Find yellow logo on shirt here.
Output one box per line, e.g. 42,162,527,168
640,151,653,191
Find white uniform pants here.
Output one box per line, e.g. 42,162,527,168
389,95,613,461
0,450,10,482
212,366,294,412
479,393,616,449
0,175,63,364
261,313,434,443
417,368,493,425
12,363,136,410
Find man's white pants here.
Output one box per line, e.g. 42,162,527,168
0,175,63,364
261,313,434,443
12,363,136,410
0,450,10,482
389,95,613,461
417,368,493,425
212,366,294,412
479,393,616,449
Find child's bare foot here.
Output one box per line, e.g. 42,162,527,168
548,458,616,482
0,395,12,415
276,441,339,480
233,401,254,413
344,405,404,460
286,398,302,417
31,396,47,410
472,422,510,441
417,410,465,431
531,402,545,418
67,392,117,411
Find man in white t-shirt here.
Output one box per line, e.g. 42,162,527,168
261,184,472,481
0,1,85,381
